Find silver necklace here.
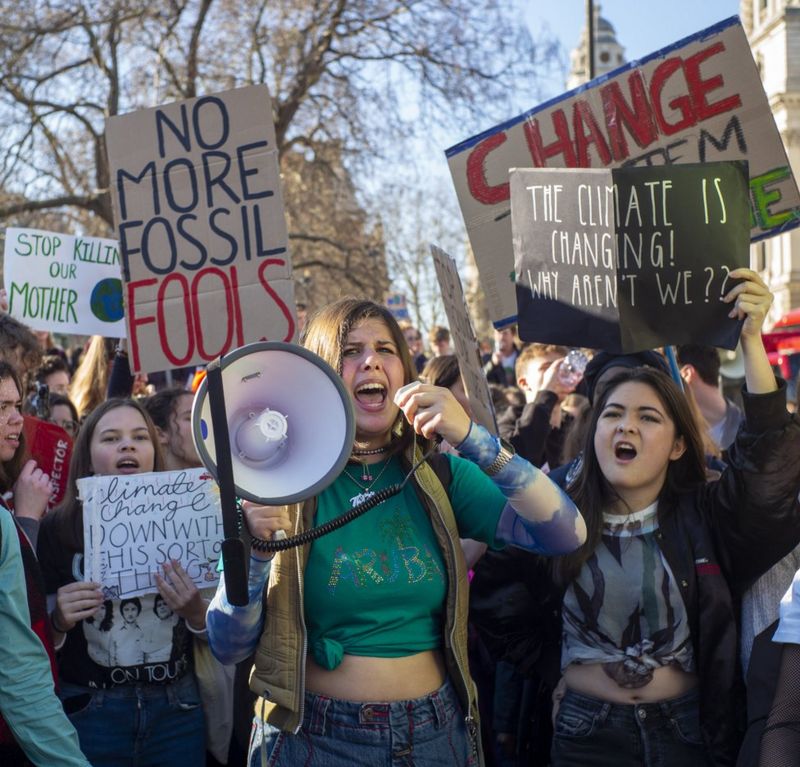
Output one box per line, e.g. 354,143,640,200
342,459,393,507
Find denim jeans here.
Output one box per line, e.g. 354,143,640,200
551,688,712,767
60,673,206,767
248,677,479,766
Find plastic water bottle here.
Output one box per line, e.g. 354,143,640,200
558,349,589,388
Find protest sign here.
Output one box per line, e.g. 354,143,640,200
385,292,410,320
106,84,296,374
4,228,126,337
81,468,223,599
21,416,72,509
430,245,498,435
510,162,749,352
447,17,800,327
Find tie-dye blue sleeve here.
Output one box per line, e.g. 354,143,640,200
206,555,271,664
456,422,586,555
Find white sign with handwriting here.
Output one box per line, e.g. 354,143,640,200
80,468,223,599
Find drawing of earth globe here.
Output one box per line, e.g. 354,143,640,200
90,278,124,322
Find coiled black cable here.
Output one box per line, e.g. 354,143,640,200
249,436,440,553
250,483,403,553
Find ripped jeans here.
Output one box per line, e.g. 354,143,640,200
59,672,206,767
249,677,479,766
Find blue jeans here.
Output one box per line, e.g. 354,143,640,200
248,677,479,766
60,673,206,767
551,688,712,767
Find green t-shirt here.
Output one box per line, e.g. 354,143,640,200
303,453,504,669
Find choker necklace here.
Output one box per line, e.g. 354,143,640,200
351,445,389,456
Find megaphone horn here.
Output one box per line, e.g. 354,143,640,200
192,341,355,505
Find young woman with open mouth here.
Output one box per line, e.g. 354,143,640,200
207,297,587,767
38,398,210,767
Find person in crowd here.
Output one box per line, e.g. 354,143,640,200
69,335,114,419
0,504,91,767
429,324,453,357
47,393,80,440
497,343,575,471
33,330,67,361
0,315,43,392
0,360,86,766
676,344,743,453
34,355,71,396
738,543,800,767
483,326,523,387
296,301,309,338
470,270,800,766
206,297,586,767
144,387,202,470
757,566,800,766
400,320,428,374
37,398,209,766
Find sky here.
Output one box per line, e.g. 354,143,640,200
527,0,741,99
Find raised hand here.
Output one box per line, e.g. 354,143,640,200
12,459,52,521
393,382,472,445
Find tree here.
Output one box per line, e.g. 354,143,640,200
0,0,559,296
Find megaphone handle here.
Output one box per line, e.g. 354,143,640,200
207,359,249,607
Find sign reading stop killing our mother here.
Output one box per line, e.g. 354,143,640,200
4,227,126,337
510,162,750,353
80,468,223,600
106,84,296,374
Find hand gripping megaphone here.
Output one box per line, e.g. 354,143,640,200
192,342,355,605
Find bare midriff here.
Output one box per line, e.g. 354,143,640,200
305,649,447,701
563,663,698,704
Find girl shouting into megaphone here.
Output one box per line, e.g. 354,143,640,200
206,297,587,767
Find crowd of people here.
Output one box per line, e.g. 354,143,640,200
1,269,800,767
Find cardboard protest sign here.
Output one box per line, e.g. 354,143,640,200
430,245,498,435
447,17,800,327
4,228,126,337
106,84,296,374
510,162,750,352
21,416,72,509
80,468,223,599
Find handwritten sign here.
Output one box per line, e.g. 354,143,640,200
446,17,800,327
80,468,223,599
4,228,126,336
106,84,296,374
430,245,498,434
510,162,749,352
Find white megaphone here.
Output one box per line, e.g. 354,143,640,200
192,341,355,506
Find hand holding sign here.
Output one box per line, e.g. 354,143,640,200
723,268,773,337
53,580,104,634
154,559,208,631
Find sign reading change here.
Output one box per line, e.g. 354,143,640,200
4,227,126,337
510,161,749,352
447,17,799,328
81,468,223,599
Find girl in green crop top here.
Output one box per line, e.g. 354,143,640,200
206,297,588,767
